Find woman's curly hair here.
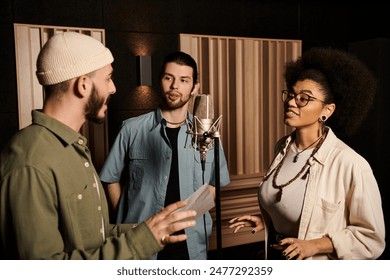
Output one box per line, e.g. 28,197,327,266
284,47,377,137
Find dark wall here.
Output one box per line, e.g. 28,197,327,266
2,0,389,144
347,38,390,261
1,0,389,259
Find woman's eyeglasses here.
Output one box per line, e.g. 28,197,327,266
282,90,326,108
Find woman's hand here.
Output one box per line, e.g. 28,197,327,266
271,236,334,260
229,214,264,233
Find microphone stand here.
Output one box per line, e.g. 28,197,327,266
213,136,222,259
192,110,223,259
201,130,222,259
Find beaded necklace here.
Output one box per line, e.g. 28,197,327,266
262,130,327,202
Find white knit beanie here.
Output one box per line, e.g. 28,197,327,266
36,32,114,85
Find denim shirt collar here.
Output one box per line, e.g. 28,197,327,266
151,107,193,130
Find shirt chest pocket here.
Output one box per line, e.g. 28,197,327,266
128,151,150,190
311,198,344,233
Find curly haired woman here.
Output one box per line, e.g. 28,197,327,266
229,47,386,260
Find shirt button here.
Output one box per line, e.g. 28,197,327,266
98,206,101,211
78,139,84,145
84,162,90,167
164,176,168,181
77,194,82,200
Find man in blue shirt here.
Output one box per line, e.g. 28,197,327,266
100,51,230,259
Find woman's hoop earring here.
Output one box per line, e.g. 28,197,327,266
321,115,327,122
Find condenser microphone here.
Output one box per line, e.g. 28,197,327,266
192,93,222,171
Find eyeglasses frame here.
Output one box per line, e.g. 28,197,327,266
281,89,326,108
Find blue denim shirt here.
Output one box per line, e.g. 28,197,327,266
100,108,230,259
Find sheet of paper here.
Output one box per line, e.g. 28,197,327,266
175,183,215,218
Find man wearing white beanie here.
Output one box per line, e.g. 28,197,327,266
0,31,196,259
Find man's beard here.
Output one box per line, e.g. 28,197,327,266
85,84,107,124
161,90,191,110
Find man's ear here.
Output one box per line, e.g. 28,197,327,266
75,75,91,98
191,82,201,96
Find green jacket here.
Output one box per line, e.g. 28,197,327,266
0,110,161,259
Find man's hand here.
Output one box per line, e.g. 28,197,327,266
146,201,197,247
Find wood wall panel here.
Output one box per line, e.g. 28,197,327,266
180,34,301,248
